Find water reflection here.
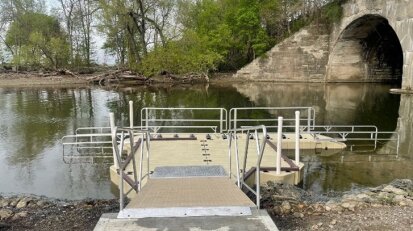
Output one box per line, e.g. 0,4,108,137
231,82,411,194
0,83,410,199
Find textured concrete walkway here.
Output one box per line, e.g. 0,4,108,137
94,209,278,231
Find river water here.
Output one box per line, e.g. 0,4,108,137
0,83,412,199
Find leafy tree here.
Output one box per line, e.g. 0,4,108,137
139,30,222,76
6,12,70,69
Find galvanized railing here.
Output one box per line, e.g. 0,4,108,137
304,125,400,153
229,107,315,132
111,127,151,212
228,125,267,209
141,107,228,133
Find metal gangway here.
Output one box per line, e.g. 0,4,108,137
110,120,297,224
95,123,282,230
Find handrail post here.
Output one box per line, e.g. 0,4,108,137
228,132,232,179
220,108,223,133
307,108,311,132
234,132,241,188
234,109,237,131
129,101,134,128
146,131,151,180
277,117,283,175
109,113,119,169
295,111,300,164
145,108,149,130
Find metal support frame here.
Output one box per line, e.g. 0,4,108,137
111,127,151,211
228,125,267,209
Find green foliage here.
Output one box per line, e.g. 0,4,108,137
139,31,222,76
321,0,344,25
176,0,274,71
6,12,69,69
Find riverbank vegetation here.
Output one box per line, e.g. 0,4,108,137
0,0,345,77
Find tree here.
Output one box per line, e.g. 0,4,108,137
6,12,70,69
139,30,222,76
0,0,46,56
98,0,178,70
55,0,99,67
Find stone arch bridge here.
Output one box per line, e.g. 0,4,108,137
235,0,413,89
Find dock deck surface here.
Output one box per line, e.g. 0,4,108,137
127,177,254,209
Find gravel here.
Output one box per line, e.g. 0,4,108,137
1,179,412,230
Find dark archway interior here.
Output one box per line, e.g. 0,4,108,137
340,15,403,84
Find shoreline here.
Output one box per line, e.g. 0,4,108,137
0,72,404,88
0,179,412,230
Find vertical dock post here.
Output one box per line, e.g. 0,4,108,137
307,108,311,132
145,108,149,130
129,101,133,128
220,108,223,133
295,111,300,164
109,113,119,169
234,109,237,130
276,117,283,175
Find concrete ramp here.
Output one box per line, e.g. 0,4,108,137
95,209,278,231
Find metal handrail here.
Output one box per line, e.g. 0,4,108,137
229,107,315,131
111,127,151,212
141,107,228,133
227,125,267,209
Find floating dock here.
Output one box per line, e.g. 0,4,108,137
60,105,400,230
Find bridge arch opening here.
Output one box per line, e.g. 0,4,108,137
328,15,403,84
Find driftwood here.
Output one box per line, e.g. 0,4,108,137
87,70,209,86
86,70,151,86
165,72,209,84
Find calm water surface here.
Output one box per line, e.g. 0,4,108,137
0,83,412,199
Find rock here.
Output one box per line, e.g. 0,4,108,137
341,201,357,211
355,193,372,202
11,211,28,221
0,199,9,208
399,199,413,207
393,195,406,202
16,199,29,209
9,198,20,207
293,212,304,218
383,185,408,196
330,219,337,225
281,201,292,213
311,224,319,230
325,201,342,212
317,222,323,227
0,209,13,220
313,203,325,212
36,200,47,207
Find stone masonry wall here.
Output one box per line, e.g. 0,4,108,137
234,24,330,82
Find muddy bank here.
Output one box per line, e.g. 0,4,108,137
0,73,89,87
0,196,118,231
1,179,412,230
0,72,243,88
